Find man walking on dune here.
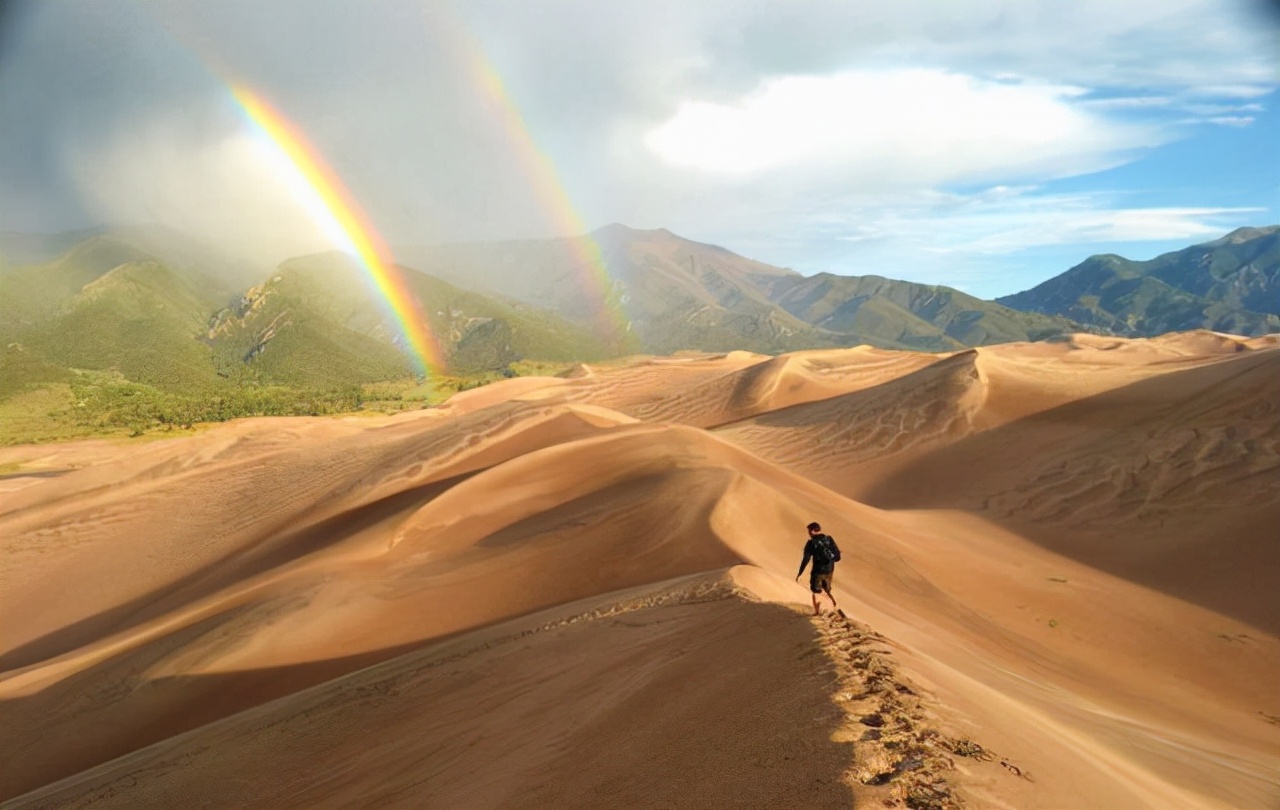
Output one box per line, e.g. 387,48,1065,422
796,521,841,616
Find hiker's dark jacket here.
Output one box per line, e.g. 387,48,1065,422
797,534,840,577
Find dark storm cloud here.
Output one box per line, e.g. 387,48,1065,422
0,1,211,230
0,0,32,67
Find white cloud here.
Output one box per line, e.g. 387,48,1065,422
942,204,1267,252
789,185,1265,257
1186,84,1277,98
1202,116,1256,127
1181,101,1266,115
1081,96,1176,110
645,69,1160,185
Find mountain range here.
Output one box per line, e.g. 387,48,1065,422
997,225,1280,336
397,224,1081,355
1,223,1276,438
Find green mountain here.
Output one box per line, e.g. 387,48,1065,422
206,251,610,385
25,260,226,391
996,226,1280,336
0,232,614,405
0,235,157,337
0,232,622,442
1,235,242,397
757,273,1078,351
0,227,267,338
204,260,414,389
400,224,1080,353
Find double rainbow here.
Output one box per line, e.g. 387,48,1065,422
157,1,630,366
232,86,443,376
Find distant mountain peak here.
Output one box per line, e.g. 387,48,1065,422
591,223,675,240
998,224,1280,337
587,224,782,270
1204,225,1280,247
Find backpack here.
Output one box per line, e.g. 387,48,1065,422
813,534,841,567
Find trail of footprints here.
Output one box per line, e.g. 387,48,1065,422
813,611,1029,809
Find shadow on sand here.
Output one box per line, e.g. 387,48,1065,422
3,596,856,810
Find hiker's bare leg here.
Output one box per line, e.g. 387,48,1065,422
824,585,838,609
811,592,822,615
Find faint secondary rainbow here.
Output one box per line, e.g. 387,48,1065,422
231,85,443,375
442,17,632,345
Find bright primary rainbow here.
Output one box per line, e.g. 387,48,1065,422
231,85,443,375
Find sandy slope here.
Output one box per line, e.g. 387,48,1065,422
2,331,1278,809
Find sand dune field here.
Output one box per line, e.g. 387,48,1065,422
1,331,1277,808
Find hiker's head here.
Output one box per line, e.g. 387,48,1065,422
807,522,821,536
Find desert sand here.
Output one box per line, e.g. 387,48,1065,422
1,331,1277,809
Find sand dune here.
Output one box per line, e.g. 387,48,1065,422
4,575,865,810
619,347,939,429
2,332,1278,808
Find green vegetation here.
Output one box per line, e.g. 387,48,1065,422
0,236,155,335
358,376,472,413
2,361,575,445
0,370,368,444
205,252,612,386
0,385,89,444
71,375,364,429
0,343,74,398
0,233,603,445
767,273,1081,350
24,261,227,392
359,360,574,413
507,359,577,376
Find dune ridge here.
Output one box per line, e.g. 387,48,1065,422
2,332,1277,808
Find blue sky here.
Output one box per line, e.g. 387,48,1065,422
891,87,1280,297
1,0,1277,299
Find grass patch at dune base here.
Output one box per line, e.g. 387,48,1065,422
2,361,580,445
0,384,94,444
360,361,576,413
2,373,364,445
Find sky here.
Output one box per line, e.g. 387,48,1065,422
1,0,1278,298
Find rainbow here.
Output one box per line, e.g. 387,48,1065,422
231,86,443,376
443,20,632,346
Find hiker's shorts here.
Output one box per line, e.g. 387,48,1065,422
810,569,833,594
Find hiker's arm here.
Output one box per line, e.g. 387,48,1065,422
796,547,811,579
